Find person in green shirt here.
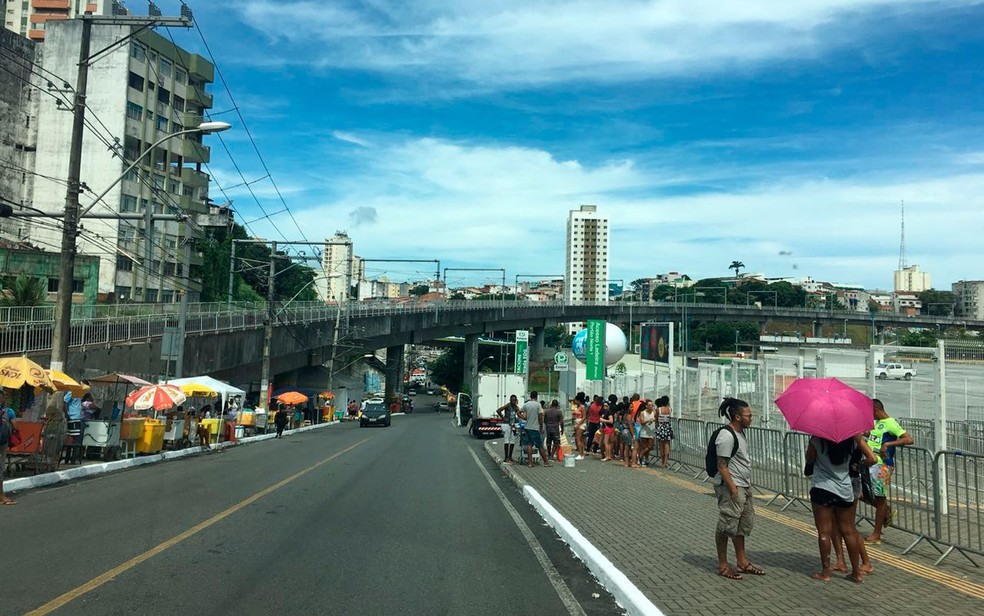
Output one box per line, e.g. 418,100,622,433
864,399,914,544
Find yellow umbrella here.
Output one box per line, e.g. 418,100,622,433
176,382,218,397
0,356,54,390
44,370,90,397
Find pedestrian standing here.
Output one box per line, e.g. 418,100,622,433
713,397,764,580
585,396,602,455
599,401,615,462
572,393,586,460
864,399,913,544
496,394,521,464
637,399,657,465
543,400,564,460
806,435,876,583
0,391,18,505
519,391,550,467
655,395,674,468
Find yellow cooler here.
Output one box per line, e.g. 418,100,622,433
120,417,146,441
137,419,166,454
200,418,220,438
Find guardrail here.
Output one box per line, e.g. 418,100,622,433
667,419,983,567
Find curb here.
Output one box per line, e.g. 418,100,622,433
483,440,664,616
5,420,339,494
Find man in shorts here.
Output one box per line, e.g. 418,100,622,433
519,391,550,468
496,394,521,464
543,400,564,460
864,399,913,544
714,398,763,579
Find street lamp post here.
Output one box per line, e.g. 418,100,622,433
735,330,739,354
50,121,231,371
746,290,778,307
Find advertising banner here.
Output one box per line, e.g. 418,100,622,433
514,330,529,375
641,323,672,364
586,319,606,380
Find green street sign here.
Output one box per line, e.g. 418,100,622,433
586,319,606,380
514,330,529,374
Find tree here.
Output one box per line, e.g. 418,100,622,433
543,325,566,349
729,260,745,278
409,285,430,297
917,289,955,316
0,275,46,307
427,346,464,391
899,328,938,347
650,284,676,302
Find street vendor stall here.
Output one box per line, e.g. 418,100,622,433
124,384,186,455
167,376,248,437
83,373,151,460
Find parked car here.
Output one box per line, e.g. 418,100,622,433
360,401,391,427
874,363,917,380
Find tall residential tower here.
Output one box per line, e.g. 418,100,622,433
565,204,609,303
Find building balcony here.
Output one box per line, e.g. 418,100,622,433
32,0,70,9
180,167,209,189
182,139,210,164
189,88,213,110
185,54,215,83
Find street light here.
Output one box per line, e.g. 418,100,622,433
746,290,778,307
50,121,232,372
477,355,496,372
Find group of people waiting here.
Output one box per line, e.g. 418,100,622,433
493,391,676,469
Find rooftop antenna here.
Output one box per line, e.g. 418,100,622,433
898,200,907,270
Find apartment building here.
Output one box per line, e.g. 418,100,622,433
564,204,609,303
953,280,984,320
894,264,931,293
0,26,39,243
320,231,353,302
3,0,123,41
29,19,219,302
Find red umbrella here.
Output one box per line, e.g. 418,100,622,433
775,377,874,443
125,384,187,411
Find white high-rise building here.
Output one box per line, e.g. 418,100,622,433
320,231,353,302
3,0,123,41
953,280,984,320
894,264,931,293
565,204,609,303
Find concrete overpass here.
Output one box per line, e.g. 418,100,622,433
3,300,978,402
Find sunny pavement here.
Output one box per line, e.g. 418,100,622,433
486,442,984,616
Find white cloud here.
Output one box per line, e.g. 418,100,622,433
237,135,984,289
332,131,373,147
233,1,981,87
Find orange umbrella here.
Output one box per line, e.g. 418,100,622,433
276,391,308,405
319,392,335,399
125,384,187,411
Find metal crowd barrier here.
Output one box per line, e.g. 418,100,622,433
668,419,983,567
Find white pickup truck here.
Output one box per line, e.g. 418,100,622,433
874,363,917,380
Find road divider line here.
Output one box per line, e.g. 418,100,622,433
25,440,367,616
467,448,588,616
639,467,984,600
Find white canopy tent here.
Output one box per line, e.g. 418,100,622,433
166,376,245,415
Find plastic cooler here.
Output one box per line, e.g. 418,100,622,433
137,419,165,454
200,418,220,438
238,412,255,427
120,417,145,441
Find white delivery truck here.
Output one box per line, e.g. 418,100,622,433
462,373,528,438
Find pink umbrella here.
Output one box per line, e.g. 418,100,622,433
125,384,187,412
775,377,874,443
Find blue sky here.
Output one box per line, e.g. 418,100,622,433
158,0,984,290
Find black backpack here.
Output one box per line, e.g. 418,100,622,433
705,425,739,477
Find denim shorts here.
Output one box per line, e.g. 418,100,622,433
521,429,543,449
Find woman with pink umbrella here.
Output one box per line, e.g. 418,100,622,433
775,378,878,583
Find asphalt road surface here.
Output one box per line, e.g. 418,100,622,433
8,396,622,616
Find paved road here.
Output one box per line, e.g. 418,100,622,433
7,399,622,616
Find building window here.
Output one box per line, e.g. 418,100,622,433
163,262,176,276
115,286,131,301
167,180,179,194
156,114,169,132
72,279,84,293
173,95,185,112
139,198,148,212
121,194,137,212
148,81,155,91
152,176,164,190
164,236,177,249
123,167,139,182
121,229,136,242
157,86,170,105
126,101,143,120
161,291,174,303
175,68,187,84
159,57,172,77
47,278,58,293
131,43,146,61
127,72,144,91
116,256,133,271
182,185,194,197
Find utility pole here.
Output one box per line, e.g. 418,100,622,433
50,11,191,372
174,237,192,378
258,241,277,413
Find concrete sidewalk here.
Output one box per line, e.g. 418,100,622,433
485,442,984,616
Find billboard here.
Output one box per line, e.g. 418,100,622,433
640,323,671,364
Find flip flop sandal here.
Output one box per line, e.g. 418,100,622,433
738,564,766,576
718,568,743,580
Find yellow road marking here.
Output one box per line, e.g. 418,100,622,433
25,440,367,616
639,467,984,600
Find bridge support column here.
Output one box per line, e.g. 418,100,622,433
813,320,823,338
532,327,546,360
384,345,403,409
463,334,479,395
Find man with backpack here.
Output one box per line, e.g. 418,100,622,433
0,391,17,505
708,397,763,580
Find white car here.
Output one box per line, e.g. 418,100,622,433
874,363,917,380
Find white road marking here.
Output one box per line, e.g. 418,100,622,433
468,448,588,616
